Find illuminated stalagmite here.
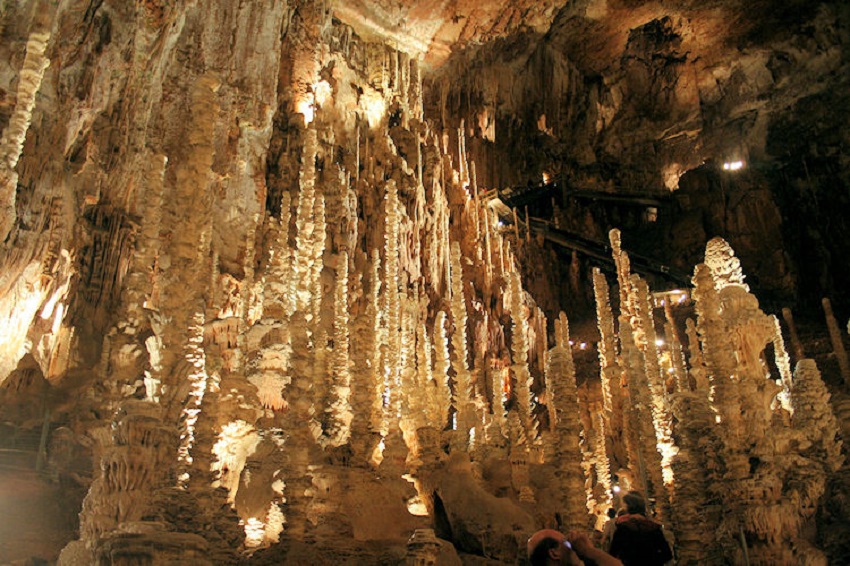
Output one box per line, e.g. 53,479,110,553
546,312,593,529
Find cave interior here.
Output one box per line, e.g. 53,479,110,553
0,0,849,564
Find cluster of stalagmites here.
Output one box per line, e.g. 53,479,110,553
0,5,844,565
591,232,843,565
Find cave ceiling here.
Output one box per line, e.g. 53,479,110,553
333,0,814,70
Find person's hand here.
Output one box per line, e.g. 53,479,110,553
566,530,594,557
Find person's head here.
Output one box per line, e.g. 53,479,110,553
607,507,617,519
527,529,581,565
622,491,647,516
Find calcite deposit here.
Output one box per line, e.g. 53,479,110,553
0,1,848,565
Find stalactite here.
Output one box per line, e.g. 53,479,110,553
326,251,352,447
0,30,50,241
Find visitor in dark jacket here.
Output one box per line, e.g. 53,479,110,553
608,491,673,566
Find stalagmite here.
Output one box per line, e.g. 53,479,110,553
449,241,474,448
792,360,843,471
546,312,590,529
630,275,675,488
668,387,719,564
509,269,537,444
415,316,440,430
609,229,633,317
685,318,709,392
665,320,688,393
368,249,387,437
177,311,211,484
0,30,51,241
781,307,805,361
289,127,319,316
771,315,794,411
433,311,452,430
618,314,669,521
822,297,850,385
384,181,403,427
592,268,629,477
326,251,353,447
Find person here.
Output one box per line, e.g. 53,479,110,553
528,528,623,566
608,491,673,566
601,507,617,551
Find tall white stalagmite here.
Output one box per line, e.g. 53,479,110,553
630,275,675,488
433,311,452,430
618,313,669,521
593,269,617,415
547,312,594,530
771,315,794,412
289,127,318,316
415,316,439,429
609,229,633,317
384,181,402,427
369,249,386,436
509,269,536,444
326,251,353,447
309,193,327,324
449,241,473,447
